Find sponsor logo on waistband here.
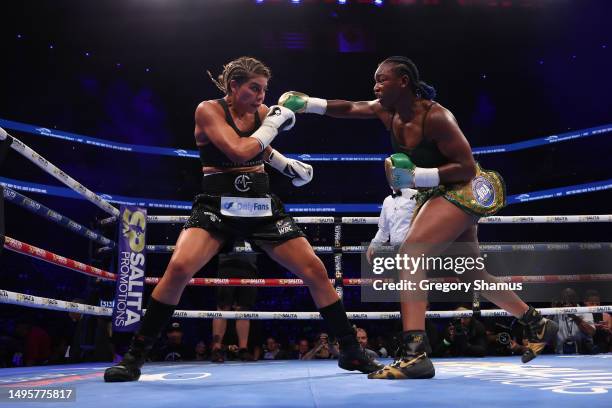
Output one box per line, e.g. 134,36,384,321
221,197,272,217
234,174,252,192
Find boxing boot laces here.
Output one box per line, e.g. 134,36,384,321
368,331,435,380
519,306,558,363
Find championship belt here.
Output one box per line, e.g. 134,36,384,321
413,163,506,218
443,163,506,217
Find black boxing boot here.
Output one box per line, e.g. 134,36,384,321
518,306,558,363
104,297,176,382
104,333,155,382
368,331,435,380
338,332,384,374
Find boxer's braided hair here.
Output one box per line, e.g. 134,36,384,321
381,56,437,100
208,56,271,95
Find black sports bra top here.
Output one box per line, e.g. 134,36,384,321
199,99,264,168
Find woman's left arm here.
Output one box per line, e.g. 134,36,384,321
427,107,477,184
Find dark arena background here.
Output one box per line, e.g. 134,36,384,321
0,1,610,407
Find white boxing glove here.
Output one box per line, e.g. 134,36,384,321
251,105,296,151
263,105,296,131
266,149,313,187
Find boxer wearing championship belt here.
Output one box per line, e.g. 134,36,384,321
385,153,506,218
279,56,557,379
104,57,382,383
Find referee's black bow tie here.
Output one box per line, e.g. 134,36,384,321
392,190,402,198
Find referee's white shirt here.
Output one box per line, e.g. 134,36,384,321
371,188,418,245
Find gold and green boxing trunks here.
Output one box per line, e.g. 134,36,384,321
413,163,506,218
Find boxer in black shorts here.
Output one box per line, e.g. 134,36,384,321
104,56,382,382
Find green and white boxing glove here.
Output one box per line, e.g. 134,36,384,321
384,153,440,189
278,91,327,115
266,149,313,187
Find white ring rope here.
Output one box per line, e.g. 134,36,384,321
1,289,610,320
132,215,612,225
100,215,336,226
342,215,612,225
0,289,111,316
4,131,119,216
147,215,336,224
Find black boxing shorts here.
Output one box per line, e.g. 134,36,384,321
184,172,306,247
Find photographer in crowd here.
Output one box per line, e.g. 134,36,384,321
440,307,487,357
553,288,595,354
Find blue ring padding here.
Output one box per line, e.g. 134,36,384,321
1,118,609,161
507,179,612,204
2,177,611,213
3,186,115,247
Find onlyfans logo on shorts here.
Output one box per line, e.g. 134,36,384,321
220,197,272,217
223,201,270,212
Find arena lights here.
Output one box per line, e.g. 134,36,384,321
338,0,347,4
374,0,384,5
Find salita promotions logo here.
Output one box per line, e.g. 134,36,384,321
112,206,147,332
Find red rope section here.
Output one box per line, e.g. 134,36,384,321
4,236,116,280
6,236,611,287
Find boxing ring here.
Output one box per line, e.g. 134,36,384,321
0,355,610,407
1,123,612,407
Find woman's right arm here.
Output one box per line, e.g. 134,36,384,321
325,99,381,119
278,91,382,119
195,101,295,163
195,101,262,163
